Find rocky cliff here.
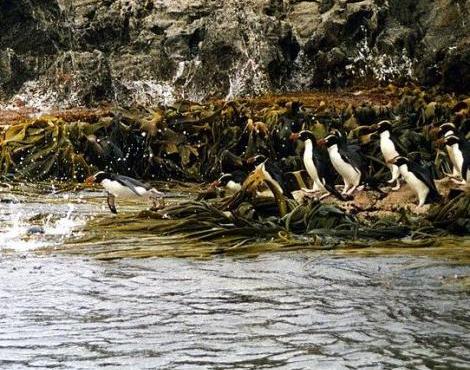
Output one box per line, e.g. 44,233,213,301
0,0,469,107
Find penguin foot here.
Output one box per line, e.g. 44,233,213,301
346,185,359,195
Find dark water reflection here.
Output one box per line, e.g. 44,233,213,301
0,253,468,369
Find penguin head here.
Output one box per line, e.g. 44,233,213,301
321,134,339,148
438,122,456,137
393,156,409,167
376,120,392,133
247,154,267,167
444,135,460,146
291,130,317,143
85,171,112,185
217,173,234,187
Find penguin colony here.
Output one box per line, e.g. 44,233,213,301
88,114,469,213
211,119,468,209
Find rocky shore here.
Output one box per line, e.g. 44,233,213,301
1,87,469,240
1,0,469,108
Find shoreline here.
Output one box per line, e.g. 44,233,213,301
0,86,469,241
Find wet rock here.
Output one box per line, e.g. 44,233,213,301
0,49,31,98
441,41,470,93
47,50,113,106
0,0,469,105
287,2,321,43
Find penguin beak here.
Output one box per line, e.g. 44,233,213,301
370,123,379,131
85,175,96,186
289,132,300,141
211,180,221,188
317,138,326,147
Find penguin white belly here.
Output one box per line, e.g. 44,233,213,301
451,144,464,177
380,137,399,162
102,179,146,198
226,180,242,194
380,137,401,184
328,146,361,186
399,166,429,206
303,152,326,192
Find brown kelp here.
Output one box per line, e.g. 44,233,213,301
1,87,467,184
56,193,468,260
1,88,469,255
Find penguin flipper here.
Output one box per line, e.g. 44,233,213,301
107,193,117,214
462,159,469,182
338,146,363,174
408,161,442,203
115,175,150,195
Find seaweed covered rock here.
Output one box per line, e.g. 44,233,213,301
0,87,467,184
429,189,470,235
0,117,97,180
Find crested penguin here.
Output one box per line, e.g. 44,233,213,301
214,171,246,194
374,120,402,190
443,135,470,183
85,171,164,213
247,154,285,197
438,123,460,177
290,130,346,200
438,122,457,138
321,134,363,196
393,156,442,207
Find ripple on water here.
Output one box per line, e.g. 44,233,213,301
0,253,469,369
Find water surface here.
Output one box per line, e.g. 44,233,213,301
0,184,469,369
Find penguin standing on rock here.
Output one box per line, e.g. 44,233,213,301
320,134,363,196
85,171,164,213
443,135,470,183
373,120,402,190
290,130,347,200
437,123,460,177
392,156,442,207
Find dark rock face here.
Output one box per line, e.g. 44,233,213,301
0,0,468,106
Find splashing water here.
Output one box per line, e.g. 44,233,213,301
0,201,87,252
114,80,178,107
345,26,415,83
